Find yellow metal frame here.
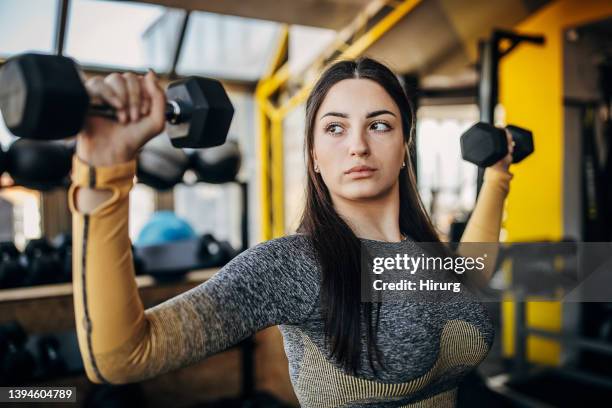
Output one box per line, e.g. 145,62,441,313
255,0,421,240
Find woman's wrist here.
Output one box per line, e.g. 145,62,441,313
482,166,513,195
76,140,136,167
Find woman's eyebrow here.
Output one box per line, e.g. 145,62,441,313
319,110,396,121
366,109,396,118
320,112,348,120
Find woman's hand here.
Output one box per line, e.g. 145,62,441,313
76,70,167,167
489,128,514,174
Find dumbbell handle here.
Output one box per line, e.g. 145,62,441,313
88,99,191,125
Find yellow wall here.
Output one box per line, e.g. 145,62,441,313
499,0,612,363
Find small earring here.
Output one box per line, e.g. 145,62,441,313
314,163,320,173
401,161,406,168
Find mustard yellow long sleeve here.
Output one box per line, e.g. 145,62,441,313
457,167,513,284
69,155,191,384
69,155,319,384
461,167,513,242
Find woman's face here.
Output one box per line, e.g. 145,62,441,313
313,78,406,202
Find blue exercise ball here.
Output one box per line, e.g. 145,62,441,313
135,211,196,247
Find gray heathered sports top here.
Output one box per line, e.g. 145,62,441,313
161,233,495,407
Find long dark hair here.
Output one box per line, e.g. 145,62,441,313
296,57,448,376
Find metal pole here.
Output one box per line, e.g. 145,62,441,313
54,0,70,56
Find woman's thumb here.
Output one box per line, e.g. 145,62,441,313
143,70,166,134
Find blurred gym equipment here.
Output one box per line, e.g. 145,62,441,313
135,211,197,247
137,136,190,190
6,139,73,190
0,321,36,386
23,238,63,286
0,242,26,289
189,139,242,184
135,232,237,281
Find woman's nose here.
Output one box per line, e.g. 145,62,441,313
348,129,369,157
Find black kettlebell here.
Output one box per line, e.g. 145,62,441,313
0,241,27,288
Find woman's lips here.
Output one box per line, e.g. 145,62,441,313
345,167,377,179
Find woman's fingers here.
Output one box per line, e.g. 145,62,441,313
103,73,129,123
84,71,164,143
139,76,151,116
123,72,142,122
505,128,514,155
85,76,123,111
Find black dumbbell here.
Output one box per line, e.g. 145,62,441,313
36,335,67,378
53,233,72,283
0,242,27,289
198,233,235,267
6,139,74,191
189,140,242,184
137,136,190,190
0,53,234,148
24,238,63,286
198,234,224,267
130,244,146,276
460,122,534,167
0,321,36,385
84,384,145,408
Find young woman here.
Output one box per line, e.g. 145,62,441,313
70,58,513,407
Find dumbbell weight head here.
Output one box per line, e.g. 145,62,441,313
137,136,190,190
189,140,242,184
166,77,234,148
506,125,534,163
0,53,89,140
52,233,72,283
0,321,36,385
131,245,146,276
36,335,67,378
460,122,508,167
0,242,27,289
197,234,226,267
24,238,63,285
0,53,233,149
6,139,73,190
461,122,534,167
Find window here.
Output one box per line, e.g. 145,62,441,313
0,0,57,57
65,0,182,71
176,11,281,81
416,105,480,240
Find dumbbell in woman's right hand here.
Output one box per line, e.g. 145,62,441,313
76,71,167,167
460,122,534,168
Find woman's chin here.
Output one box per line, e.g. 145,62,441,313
341,185,389,201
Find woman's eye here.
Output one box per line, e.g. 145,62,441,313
371,121,391,132
326,124,344,135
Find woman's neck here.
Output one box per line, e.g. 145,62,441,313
331,181,404,243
